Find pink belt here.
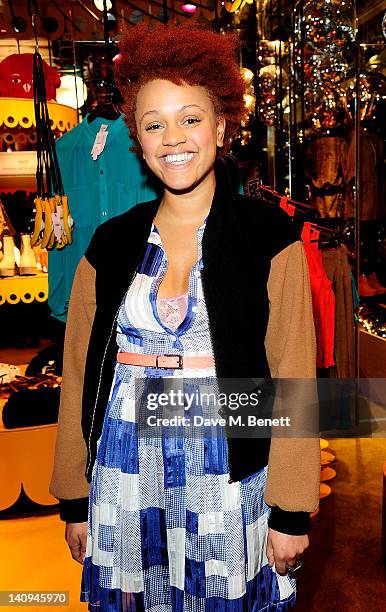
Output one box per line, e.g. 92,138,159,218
116,352,215,370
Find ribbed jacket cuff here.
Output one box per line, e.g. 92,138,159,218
59,497,89,523
268,506,311,535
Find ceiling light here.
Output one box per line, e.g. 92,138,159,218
105,11,117,30
56,75,87,109
8,0,27,33
182,4,197,13
93,0,113,11
11,16,27,33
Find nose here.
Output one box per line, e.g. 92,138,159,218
162,123,187,148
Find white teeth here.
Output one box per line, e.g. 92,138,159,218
164,152,194,164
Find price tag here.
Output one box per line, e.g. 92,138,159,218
91,124,109,160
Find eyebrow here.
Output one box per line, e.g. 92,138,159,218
140,104,206,124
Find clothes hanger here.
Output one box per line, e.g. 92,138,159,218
87,101,123,123
301,221,340,249
87,10,124,124
259,185,316,212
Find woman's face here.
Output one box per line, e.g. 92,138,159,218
135,79,225,193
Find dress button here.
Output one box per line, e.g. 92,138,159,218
192,306,199,313
194,271,201,278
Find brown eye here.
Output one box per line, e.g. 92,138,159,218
184,117,201,125
145,123,162,131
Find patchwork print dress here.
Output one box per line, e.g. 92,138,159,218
80,221,296,611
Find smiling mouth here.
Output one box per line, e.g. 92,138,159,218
162,152,195,167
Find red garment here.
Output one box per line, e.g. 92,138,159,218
301,223,335,368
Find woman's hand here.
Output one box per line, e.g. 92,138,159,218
266,528,309,575
65,522,88,565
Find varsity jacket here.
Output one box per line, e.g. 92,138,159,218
49,168,320,535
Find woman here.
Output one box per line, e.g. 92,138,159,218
50,24,320,611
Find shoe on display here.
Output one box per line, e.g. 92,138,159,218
320,467,337,482
32,245,48,273
19,233,37,275
367,272,386,295
358,274,377,297
0,363,21,384
319,483,332,499
321,450,336,465
0,235,17,277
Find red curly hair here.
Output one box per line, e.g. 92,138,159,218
113,23,245,153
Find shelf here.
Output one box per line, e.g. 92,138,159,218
0,397,58,509
359,329,386,378
0,98,77,132
0,272,48,305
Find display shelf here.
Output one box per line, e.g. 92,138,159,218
0,272,48,305
359,329,386,378
0,363,58,510
0,396,58,510
0,98,77,132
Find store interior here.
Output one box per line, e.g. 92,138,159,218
0,0,386,610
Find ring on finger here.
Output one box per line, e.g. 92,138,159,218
285,555,304,578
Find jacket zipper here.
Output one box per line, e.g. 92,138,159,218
85,270,138,478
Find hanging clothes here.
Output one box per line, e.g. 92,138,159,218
301,224,335,369
48,115,158,322
321,245,355,379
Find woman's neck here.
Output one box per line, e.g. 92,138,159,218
158,169,216,226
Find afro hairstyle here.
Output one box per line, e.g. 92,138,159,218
113,23,245,154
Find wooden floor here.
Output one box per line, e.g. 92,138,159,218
1,440,385,611
0,511,86,611
0,343,86,610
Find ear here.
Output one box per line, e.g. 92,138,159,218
216,117,226,148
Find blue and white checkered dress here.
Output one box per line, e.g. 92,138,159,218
80,221,296,611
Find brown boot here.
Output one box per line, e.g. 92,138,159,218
367,272,386,295
359,274,377,297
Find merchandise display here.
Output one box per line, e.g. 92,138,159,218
0,1,385,611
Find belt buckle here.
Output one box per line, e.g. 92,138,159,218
156,354,183,369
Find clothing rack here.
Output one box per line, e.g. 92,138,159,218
259,185,315,212
258,184,340,241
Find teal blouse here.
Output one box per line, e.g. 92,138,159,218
48,115,158,322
